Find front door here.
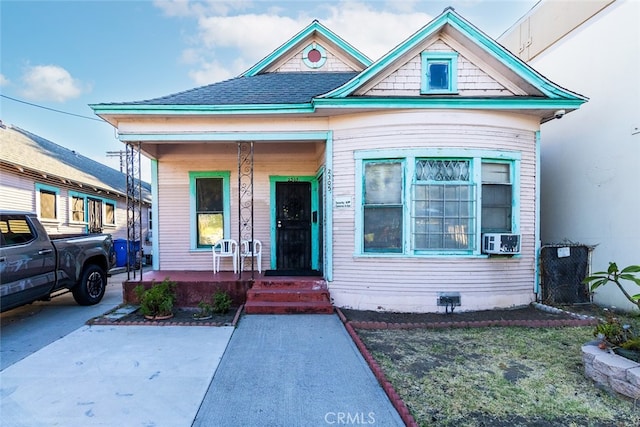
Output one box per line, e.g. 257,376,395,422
275,182,312,271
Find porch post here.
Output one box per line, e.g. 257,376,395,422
125,142,143,281
238,141,254,279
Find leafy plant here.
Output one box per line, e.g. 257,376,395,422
212,290,232,314
193,301,214,319
134,278,176,318
593,309,633,347
583,262,640,310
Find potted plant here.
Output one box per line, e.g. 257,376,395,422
134,277,176,320
192,300,214,320
192,291,232,320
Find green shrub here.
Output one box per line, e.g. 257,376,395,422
212,291,232,314
134,278,176,317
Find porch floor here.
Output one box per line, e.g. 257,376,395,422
123,270,333,314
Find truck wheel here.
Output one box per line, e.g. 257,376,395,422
72,264,107,306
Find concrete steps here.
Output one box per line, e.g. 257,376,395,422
244,279,333,314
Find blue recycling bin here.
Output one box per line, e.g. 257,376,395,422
113,239,128,267
113,239,141,268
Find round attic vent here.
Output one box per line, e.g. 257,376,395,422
302,43,326,69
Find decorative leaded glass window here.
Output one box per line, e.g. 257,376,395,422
413,159,475,250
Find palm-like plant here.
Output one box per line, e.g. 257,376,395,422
583,262,640,309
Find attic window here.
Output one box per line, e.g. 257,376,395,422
302,43,327,69
421,52,458,94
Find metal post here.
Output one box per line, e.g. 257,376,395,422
125,142,142,281
238,142,254,280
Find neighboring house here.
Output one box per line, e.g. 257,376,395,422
500,0,639,311
0,123,153,265
91,8,586,312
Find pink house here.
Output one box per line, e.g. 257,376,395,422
92,8,586,313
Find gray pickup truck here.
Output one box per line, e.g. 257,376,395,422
0,211,115,312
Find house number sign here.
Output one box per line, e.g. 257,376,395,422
334,196,352,209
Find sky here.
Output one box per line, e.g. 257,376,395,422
0,0,539,181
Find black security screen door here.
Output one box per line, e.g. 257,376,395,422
276,182,312,271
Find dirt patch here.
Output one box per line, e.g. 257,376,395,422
340,304,587,325
89,305,240,326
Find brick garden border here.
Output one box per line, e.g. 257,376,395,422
88,304,244,327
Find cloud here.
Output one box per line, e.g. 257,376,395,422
20,65,87,102
0,74,9,86
161,0,433,85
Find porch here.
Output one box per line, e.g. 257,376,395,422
123,270,333,314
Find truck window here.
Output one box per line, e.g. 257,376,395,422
0,217,36,246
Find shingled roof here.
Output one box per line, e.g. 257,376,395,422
0,125,151,202
107,72,357,106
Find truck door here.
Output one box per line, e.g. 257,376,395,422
0,214,56,312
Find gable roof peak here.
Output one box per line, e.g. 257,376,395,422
242,19,371,77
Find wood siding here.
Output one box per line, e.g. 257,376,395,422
364,39,512,97
328,111,538,312
0,165,147,243
155,142,322,271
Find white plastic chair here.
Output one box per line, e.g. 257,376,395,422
240,239,262,273
212,239,238,274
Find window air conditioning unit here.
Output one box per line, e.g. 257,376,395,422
482,233,520,255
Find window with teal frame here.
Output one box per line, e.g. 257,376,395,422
356,150,519,257
421,52,458,94
189,171,231,249
363,160,404,253
35,183,59,220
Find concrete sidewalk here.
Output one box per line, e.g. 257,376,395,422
0,314,403,426
193,314,404,426
0,325,234,427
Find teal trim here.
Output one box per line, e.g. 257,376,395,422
355,147,521,161
118,131,331,143
35,183,59,193
534,130,541,294
242,20,371,77
320,8,587,102
189,171,231,250
269,175,318,270
93,97,585,119
325,132,333,281
355,149,522,257
151,159,159,270
35,183,59,220
68,191,118,229
91,103,315,115
302,43,327,69
313,97,586,110
421,52,458,94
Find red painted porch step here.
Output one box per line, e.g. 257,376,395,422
244,280,333,314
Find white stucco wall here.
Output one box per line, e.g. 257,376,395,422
529,0,640,310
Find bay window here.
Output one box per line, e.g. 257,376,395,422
357,150,518,256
